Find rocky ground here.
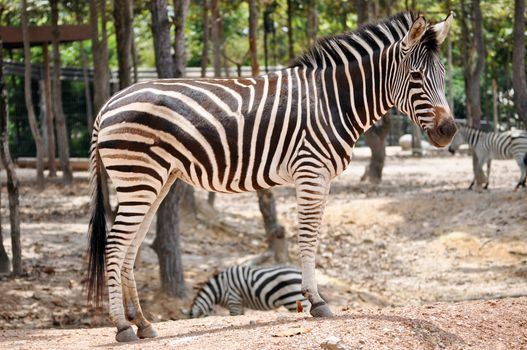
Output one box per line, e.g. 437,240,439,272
0,147,526,348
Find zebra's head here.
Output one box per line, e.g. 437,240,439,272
189,273,225,318
392,13,457,148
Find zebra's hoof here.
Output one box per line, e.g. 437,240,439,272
116,326,138,342
137,324,158,339
310,302,333,318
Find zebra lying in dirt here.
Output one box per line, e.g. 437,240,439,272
189,265,309,317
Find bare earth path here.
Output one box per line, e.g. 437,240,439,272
0,148,526,348
1,297,526,349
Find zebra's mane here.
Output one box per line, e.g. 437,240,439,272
290,11,440,69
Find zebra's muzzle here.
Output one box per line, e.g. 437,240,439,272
427,117,457,148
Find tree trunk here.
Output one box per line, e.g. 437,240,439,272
512,0,527,127
286,0,294,64
79,40,94,130
356,0,368,25
150,0,186,298
21,0,45,190
113,0,133,90
211,0,221,77
248,0,259,76
200,0,209,78
50,0,73,185
361,116,391,184
173,0,190,78
42,43,57,177
306,0,317,46
257,190,289,263
89,0,110,114
460,0,486,187
411,123,422,156
446,0,454,112
0,39,22,276
0,42,11,274
153,181,186,298
150,0,173,79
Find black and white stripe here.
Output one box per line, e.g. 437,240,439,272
87,12,456,342
190,265,308,317
449,124,527,189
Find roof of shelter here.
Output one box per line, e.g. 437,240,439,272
0,25,90,49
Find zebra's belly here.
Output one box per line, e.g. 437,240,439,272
175,160,293,194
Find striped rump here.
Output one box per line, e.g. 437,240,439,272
190,265,309,317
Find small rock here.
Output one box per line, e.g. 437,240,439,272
249,320,256,326
321,336,346,350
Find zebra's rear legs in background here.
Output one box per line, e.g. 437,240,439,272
294,170,333,317
514,154,527,189
108,172,179,342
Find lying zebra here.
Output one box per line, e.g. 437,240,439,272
448,124,527,189
190,265,309,317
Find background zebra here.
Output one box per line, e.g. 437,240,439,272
190,265,308,318
88,11,456,342
449,124,527,189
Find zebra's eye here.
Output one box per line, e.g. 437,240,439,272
410,70,423,80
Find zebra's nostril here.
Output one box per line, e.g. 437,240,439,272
438,119,457,138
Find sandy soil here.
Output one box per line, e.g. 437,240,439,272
0,147,526,348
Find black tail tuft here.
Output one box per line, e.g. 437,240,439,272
524,153,527,166
87,173,107,307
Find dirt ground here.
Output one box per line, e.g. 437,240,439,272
0,147,526,348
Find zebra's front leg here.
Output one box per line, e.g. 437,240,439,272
295,172,333,318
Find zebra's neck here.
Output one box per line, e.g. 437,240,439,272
289,14,413,143
460,125,486,146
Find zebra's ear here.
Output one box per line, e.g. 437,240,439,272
403,16,427,49
431,12,453,46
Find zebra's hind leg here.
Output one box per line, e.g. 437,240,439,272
120,172,180,339
514,156,526,190
294,172,333,318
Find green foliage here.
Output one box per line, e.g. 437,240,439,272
3,0,525,158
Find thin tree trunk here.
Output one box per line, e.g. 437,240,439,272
446,0,454,112
0,39,22,276
150,0,186,298
257,190,289,263
200,0,209,78
173,0,190,78
361,116,391,183
21,0,45,190
153,181,186,298
492,78,498,131
306,0,317,46
50,0,73,185
42,43,57,177
131,32,139,83
150,0,173,79
248,0,259,76
287,0,294,64
113,0,133,90
89,0,112,216
411,123,422,156
79,40,94,130
0,183,9,273
211,0,221,77
90,0,110,114
460,0,486,187
512,0,527,127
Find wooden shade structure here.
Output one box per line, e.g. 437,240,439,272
0,24,91,175
0,25,90,49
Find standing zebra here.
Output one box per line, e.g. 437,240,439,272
448,124,527,189
190,265,308,318
88,12,457,342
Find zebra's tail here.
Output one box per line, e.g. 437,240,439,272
87,114,107,307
